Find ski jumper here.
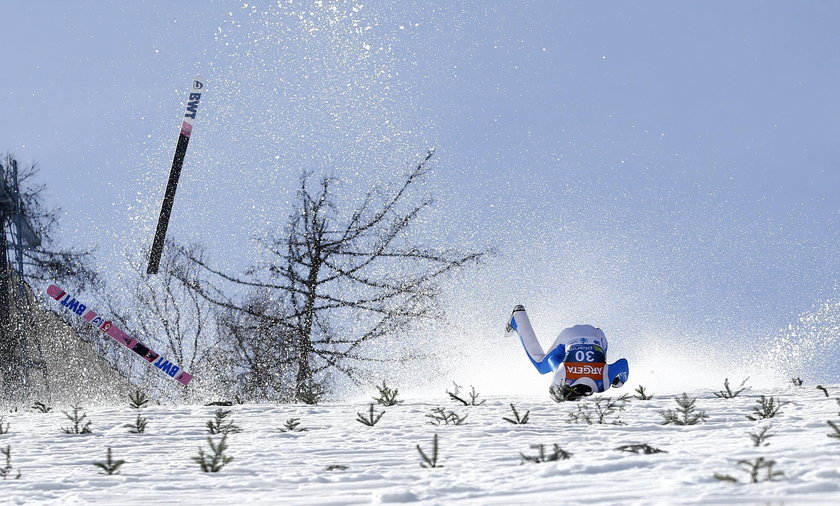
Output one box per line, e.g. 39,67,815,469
507,306,629,395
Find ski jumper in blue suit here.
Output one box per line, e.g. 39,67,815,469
506,305,629,401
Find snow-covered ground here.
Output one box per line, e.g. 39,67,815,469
1,383,839,504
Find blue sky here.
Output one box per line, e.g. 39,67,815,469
3,1,839,381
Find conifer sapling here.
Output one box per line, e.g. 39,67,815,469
61,405,92,434
660,393,708,425
93,447,126,475
193,434,234,473
417,434,442,468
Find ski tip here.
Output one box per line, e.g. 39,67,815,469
176,372,194,386
46,284,65,300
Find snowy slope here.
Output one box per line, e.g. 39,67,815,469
1,384,839,504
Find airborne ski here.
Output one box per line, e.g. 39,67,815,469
46,284,193,385
147,76,207,274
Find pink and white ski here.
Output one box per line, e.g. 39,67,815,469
46,284,193,386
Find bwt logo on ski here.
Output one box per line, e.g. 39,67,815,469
59,295,87,316
184,93,202,119
153,357,181,378
193,80,203,90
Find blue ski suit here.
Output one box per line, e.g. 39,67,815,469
506,306,629,398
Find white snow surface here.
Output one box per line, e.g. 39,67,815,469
2,384,840,505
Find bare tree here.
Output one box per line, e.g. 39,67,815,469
214,291,296,401
180,150,486,401
96,241,222,401
0,155,98,401
0,156,98,290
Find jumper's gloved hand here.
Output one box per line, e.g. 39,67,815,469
549,383,575,402
505,305,525,335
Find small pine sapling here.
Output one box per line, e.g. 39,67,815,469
373,381,402,406
502,404,530,425
713,472,738,483
205,401,234,407
0,445,20,480
93,447,126,475
124,414,148,434
447,384,485,406
520,444,572,464
749,424,774,447
816,385,830,397
128,389,151,409
0,416,8,435
193,434,233,472
61,405,92,434
568,395,629,425
746,396,790,421
426,407,468,425
615,444,666,454
715,457,784,483
356,404,385,427
417,434,442,468
714,377,749,399
634,385,653,400
297,378,325,405
660,393,708,425
32,401,52,413
827,420,840,439
206,409,242,434
277,418,307,433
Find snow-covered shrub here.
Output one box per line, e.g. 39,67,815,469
124,414,148,434
749,425,774,447
93,447,125,475
615,444,665,454
193,435,233,472
633,385,654,400
206,409,242,434
714,457,784,483
520,444,572,464
128,389,150,409
277,418,307,433
426,407,467,425
447,384,485,406
827,421,840,439
31,401,51,413
746,396,789,421
502,404,530,425
0,445,19,480
356,404,385,426
714,378,748,399
373,381,401,407
568,395,629,425
660,393,707,425
0,416,8,435
297,378,326,405
417,434,442,468
61,406,92,434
